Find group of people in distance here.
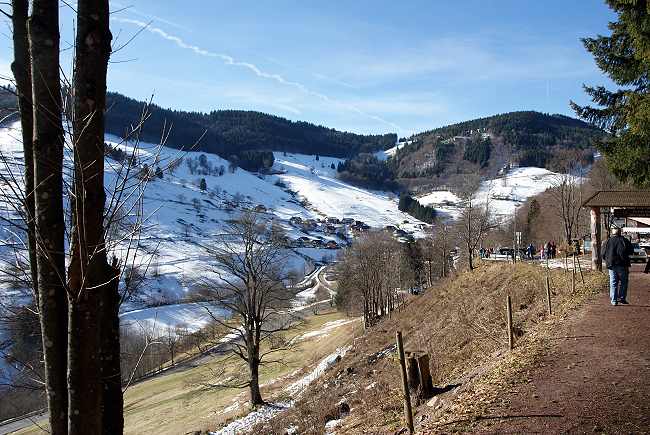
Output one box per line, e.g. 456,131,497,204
540,241,558,259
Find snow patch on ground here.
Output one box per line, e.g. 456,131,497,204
210,402,292,435
211,345,351,434
374,143,402,161
299,319,359,340
285,345,351,396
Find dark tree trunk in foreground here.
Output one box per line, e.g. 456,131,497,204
67,0,120,433
28,1,68,433
248,332,264,406
10,0,38,300
99,269,122,435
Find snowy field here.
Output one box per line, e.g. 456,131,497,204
417,167,574,221
273,152,427,235
0,122,427,345
119,302,230,335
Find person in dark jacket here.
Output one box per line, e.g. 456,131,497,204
603,227,634,305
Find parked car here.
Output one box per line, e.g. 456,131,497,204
489,247,524,261
631,243,648,263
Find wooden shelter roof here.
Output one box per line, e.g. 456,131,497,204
582,190,650,208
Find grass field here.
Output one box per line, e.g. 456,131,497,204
17,309,361,435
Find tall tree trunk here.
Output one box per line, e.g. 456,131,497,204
248,343,264,407
10,0,38,301
28,1,68,433
67,0,120,433
99,275,122,435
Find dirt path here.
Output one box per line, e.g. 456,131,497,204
465,264,650,434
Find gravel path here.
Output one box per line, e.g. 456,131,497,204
465,264,650,434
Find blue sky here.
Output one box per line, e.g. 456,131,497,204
1,1,616,135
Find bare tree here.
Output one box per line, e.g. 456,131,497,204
455,180,496,271
2,3,172,432
199,211,297,407
549,173,583,243
164,325,181,366
337,232,401,328
419,224,454,286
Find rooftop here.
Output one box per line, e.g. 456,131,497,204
582,190,650,208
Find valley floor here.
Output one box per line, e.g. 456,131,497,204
424,264,650,434
9,309,361,435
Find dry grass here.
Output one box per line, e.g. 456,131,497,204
253,262,607,434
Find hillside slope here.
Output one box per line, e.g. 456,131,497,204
393,111,604,190
0,120,424,313
245,262,607,434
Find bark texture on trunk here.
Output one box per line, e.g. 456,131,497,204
10,0,38,300
67,1,120,433
247,329,264,407
28,1,68,433
248,354,264,406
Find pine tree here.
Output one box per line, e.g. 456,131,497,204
571,0,650,187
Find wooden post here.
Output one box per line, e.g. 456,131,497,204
506,295,514,350
417,354,434,397
576,253,585,284
590,207,602,272
406,355,420,391
571,262,576,293
546,274,552,315
396,331,414,434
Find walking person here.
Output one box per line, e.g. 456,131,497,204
603,228,634,305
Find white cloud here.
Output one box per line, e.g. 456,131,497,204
333,36,595,84
111,17,402,132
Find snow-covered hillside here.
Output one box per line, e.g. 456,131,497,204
417,167,572,220
273,152,426,235
0,122,427,328
374,142,403,161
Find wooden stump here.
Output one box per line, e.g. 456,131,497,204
406,355,420,391
417,354,433,397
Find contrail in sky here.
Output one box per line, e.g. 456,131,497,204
112,17,402,132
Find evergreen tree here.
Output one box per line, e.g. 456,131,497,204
571,0,650,186
199,178,207,191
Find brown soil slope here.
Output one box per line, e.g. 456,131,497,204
430,264,650,434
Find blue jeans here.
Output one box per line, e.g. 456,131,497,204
608,266,629,303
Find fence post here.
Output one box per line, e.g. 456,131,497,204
571,263,576,293
575,253,585,284
506,295,514,350
546,273,552,315
396,331,414,434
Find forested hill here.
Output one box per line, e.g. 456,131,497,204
393,111,606,184
105,92,396,158
417,111,602,148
